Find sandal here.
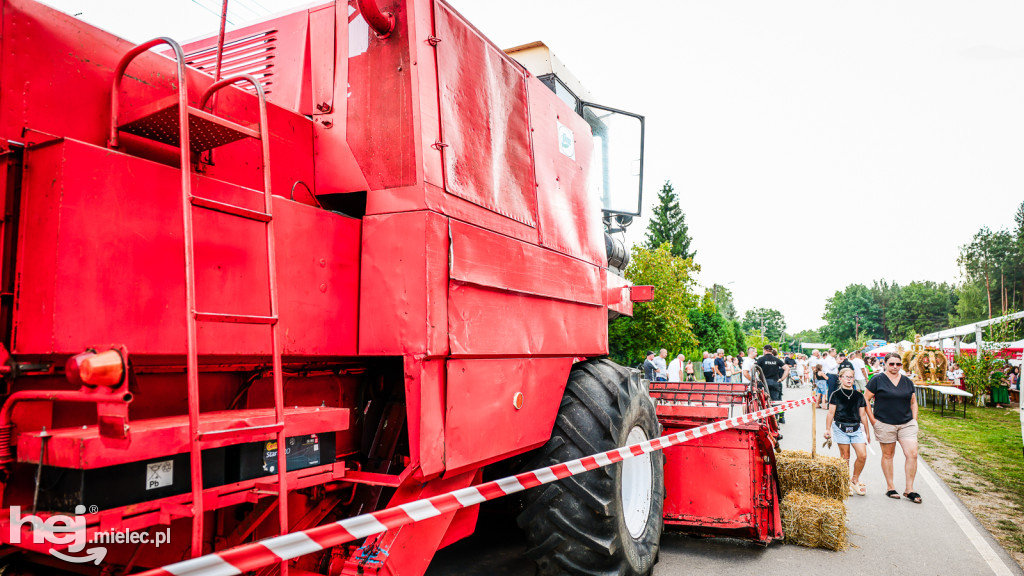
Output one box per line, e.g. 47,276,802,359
886,489,901,499
904,491,922,504
853,484,866,496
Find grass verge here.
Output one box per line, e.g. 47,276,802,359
917,404,1024,510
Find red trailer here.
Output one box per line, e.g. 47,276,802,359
650,373,784,544
0,0,659,574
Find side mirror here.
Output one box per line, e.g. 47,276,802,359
581,103,645,217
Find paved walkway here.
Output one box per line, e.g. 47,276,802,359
655,386,1022,575
429,386,1022,575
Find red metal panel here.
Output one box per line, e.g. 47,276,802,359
606,269,634,316
358,211,449,356
630,285,655,302
275,200,360,355
434,1,538,227
405,356,446,479
444,358,572,473
662,427,755,526
308,6,335,115
408,0,445,189
448,283,607,356
311,3,370,196
177,10,312,115
339,469,478,576
449,220,602,305
364,183,541,247
16,406,349,469
527,76,606,266
1,0,314,205
13,139,358,357
347,0,418,190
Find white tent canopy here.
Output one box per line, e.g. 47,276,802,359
921,311,1024,343
801,343,831,349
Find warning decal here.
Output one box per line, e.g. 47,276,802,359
146,460,174,490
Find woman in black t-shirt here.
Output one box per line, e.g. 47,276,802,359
865,352,921,503
824,368,871,496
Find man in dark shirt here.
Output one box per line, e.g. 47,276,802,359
713,349,727,383
642,351,656,381
837,352,854,375
756,345,790,424
783,353,797,385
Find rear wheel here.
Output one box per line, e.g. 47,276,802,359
518,359,664,576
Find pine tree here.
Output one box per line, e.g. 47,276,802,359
643,181,694,259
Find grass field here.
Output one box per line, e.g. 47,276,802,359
918,404,1024,557
917,405,1024,509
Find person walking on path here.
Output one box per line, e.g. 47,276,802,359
851,351,869,392
756,345,789,425
813,364,829,409
783,353,797,386
702,352,714,383
823,348,839,375
837,352,853,375
809,349,822,372
685,360,695,382
741,346,757,384
865,352,921,504
654,349,669,382
713,349,727,383
824,368,871,496
667,353,685,383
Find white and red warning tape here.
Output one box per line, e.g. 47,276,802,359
138,395,813,576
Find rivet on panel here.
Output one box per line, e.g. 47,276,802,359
513,392,525,410
319,258,326,267
319,283,327,293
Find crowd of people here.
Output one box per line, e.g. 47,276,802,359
641,346,925,504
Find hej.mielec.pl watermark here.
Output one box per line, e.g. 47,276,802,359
9,505,170,565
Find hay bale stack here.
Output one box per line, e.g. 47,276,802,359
780,491,848,550
776,450,849,500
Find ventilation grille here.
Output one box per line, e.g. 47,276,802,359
186,30,277,95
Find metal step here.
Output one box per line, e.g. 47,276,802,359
191,195,271,222
118,95,260,153
194,312,278,324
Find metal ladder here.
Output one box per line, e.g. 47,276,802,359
109,38,289,571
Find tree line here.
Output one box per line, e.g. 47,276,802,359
817,200,1024,349
608,181,788,365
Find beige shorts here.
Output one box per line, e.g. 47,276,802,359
873,419,918,444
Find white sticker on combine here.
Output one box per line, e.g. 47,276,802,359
557,121,575,160
146,460,174,490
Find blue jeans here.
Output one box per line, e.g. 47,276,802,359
714,375,725,383
832,422,867,444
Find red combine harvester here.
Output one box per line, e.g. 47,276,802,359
0,0,669,574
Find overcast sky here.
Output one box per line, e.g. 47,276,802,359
41,0,1024,332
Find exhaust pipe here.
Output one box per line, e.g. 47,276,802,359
357,0,395,38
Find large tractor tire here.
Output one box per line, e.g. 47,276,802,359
518,358,664,576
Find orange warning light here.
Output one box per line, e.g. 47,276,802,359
66,349,125,388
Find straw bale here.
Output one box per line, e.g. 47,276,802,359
781,491,847,550
776,450,849,500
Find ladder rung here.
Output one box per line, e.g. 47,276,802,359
195,312,278,324
197,422,284,443
191,195,271,222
